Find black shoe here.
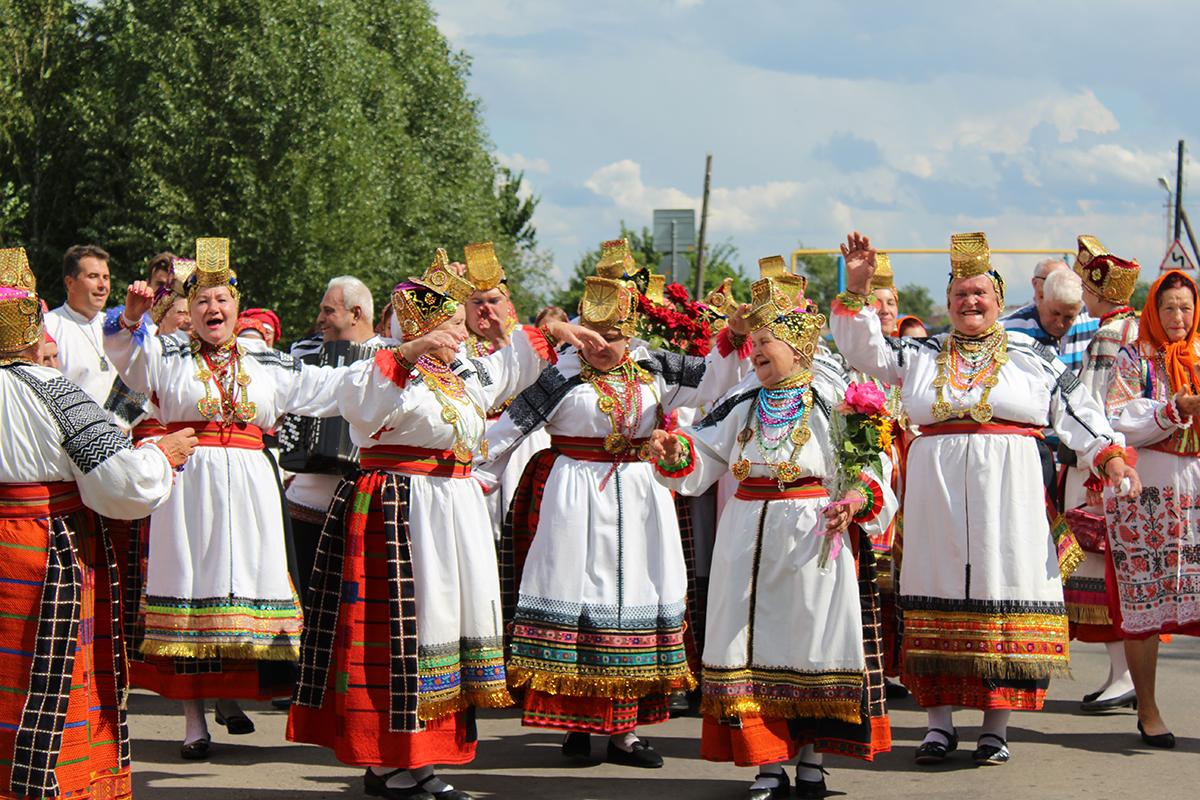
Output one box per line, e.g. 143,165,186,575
972,733,1010,766
270,696,292,710
668,690,691,717
1081,688,1103,704
1080,688,1137,714
416,774,473,800
1138,721,1176,749
561,732,592,761
363,769,436,800
179,734,211,760
914,727,958,765
884,680,910,700
606,738,664,769
794,761,829,799
214,705,255,735
747,769,789,800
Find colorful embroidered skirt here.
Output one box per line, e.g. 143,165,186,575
0,483,131,800
289,470,510,767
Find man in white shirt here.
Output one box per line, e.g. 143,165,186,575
43,244,116,407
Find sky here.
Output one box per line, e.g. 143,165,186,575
430,0,1200,306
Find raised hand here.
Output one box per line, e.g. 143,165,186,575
156,427,198,468
124,280,156,322
839,232,876,295
548,321,607,354
727,303,753,336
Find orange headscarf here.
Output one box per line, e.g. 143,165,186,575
1137,270,1200,405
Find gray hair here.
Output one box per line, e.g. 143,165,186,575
1034,258,1068,280
1042,267,1082,307
327,275,374,321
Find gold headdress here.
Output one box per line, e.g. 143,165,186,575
870,252,896,292
0,247,43,354
1075,235,1140,305
579,276,638,338
948,231,1004,304
150,257,196,325
186,237,239,301
595,239,641,280
463,241,506,293
392,248,475,340
758,255,807,305
701,277,737,332
644,274,666,306
746,271,824,359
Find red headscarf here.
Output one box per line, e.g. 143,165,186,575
237,308,282,346
1137,269,1200,408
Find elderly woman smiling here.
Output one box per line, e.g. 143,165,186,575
830,231,1139,768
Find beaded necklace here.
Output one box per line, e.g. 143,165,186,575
415,355,487,461
191,338,255,424
731,369,814,486
931,324,1007,423
581,355,656,456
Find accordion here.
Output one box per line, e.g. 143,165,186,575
278,339,381,475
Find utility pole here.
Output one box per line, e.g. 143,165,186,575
694,153,713,299
1175,140,1185,242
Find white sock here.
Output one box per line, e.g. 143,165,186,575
980,709,1010,744
610,732,639,753
922,705,954,746
182,699,208,745
369,768,417,789
1095,642,1134,700
749,762,784,790
795,745,824,782
410,766,452,793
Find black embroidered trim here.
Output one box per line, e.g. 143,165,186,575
899,595,1067,615
638,350,706,388
468,357,494,387
245,349,301,372
6,366,132,474
507,366,582,434
696,389,757,429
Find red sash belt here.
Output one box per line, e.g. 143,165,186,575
551,435,649,463
359,444,472,479
165,421,264,450
920,419,1044,439
735,476,827,502
132,418,168,442
0,481,84,519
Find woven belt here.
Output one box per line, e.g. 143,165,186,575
165,421,265,450
920,419,1044,438
0,481,84,519
359,444,472,479
551,435,649,463
132,418,168,442
735,476,827,501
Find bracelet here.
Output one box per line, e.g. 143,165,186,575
834,290,872,313
391,349,414,372
727,331,748,350
539,324,560,350
151,441,183,470
121,313,143,332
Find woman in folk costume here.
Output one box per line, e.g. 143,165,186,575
1103,268,1200,749
0,247,196,800
480,239,753,769
831,231,1140,766
1057,236,1142,713
289,250,595,800
647,262,897,800
106,237,352,758
459,242,553,541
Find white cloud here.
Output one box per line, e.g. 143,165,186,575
496,152,551,174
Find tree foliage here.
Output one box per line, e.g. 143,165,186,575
1,0,542,337
898,282,936,321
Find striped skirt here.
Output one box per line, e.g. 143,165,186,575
0,482,130,800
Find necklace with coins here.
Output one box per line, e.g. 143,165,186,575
931,324,1008,423
581,355,656,457
416,355,487,461
731,369,814,487
191,338,256,424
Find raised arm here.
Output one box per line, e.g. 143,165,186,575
828,232,906,385
103,283,165,395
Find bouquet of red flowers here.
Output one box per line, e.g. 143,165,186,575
637,282,715,356
819,380,894,570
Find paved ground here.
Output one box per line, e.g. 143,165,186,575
128,638,1199,800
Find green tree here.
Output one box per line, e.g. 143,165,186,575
1130,281,1150,311
793,248,840,314
898,282,936,321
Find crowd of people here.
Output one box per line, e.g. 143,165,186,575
0,228,1194,800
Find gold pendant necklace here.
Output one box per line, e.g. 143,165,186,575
930,326,1008,423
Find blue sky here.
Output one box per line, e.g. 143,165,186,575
431,0,1200,306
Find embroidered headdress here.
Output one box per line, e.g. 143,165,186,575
746,255,824,359
391,248,474,341
579,276,639,338
184,237,239,301
948,231,1005,305
463,241,507,293
0,247,43,354
870,252,896,292
150,257,196,325
1075,235,1140,304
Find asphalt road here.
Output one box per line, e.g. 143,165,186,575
127,638,1199,800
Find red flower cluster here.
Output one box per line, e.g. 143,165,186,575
637,283,714,356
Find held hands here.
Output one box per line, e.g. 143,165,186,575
396,328,465,364
727,303,752,336
1104,457,1142,499
647,429,682,464
822,489,865,533
156,427,198,468
839,232,876,296
124,280,155,322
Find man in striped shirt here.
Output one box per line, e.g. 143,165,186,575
1001,258,1097,373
